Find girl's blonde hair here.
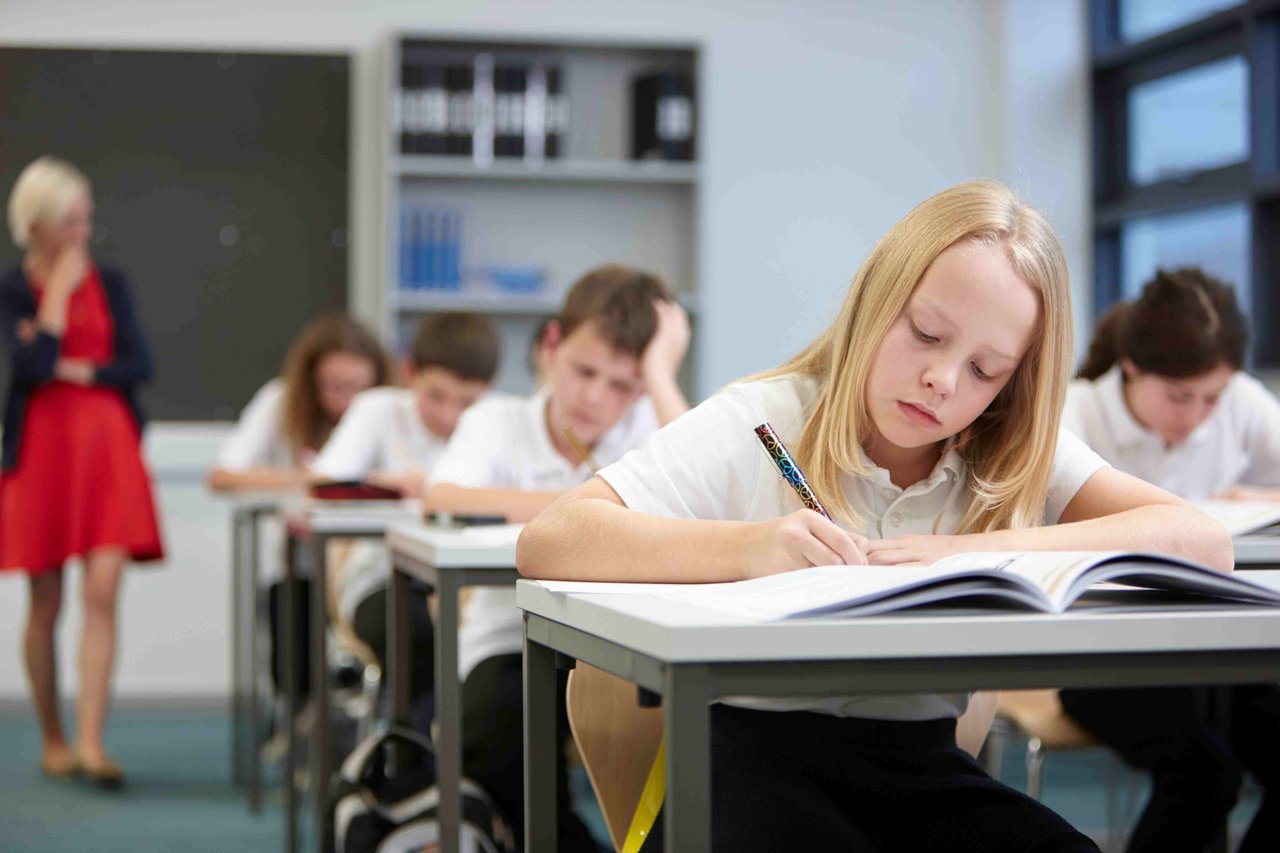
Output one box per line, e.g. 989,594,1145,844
757,180,1073,534
7,156,91,248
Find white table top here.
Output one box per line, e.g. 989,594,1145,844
387,522,522,569
215,490,296,510
517,572,1280,664
1235,535,1280,565
281,499,424,535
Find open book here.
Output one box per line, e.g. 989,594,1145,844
537,552,1280,620
1194,500,1280,537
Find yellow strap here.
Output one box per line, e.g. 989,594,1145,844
621,738,666,853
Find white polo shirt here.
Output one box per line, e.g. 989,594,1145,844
433,390,659,680
216,379,295,470
598,373,1108,721
313,386,453,622
312,387,450,481
1062,366,1280,500
214,378,296,586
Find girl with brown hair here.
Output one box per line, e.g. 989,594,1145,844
1059,267,1280,853
208,313,392,491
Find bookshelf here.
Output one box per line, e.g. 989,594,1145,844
379,33,701,395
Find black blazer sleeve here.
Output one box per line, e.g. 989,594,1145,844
94,269,154,388
0,269,58,385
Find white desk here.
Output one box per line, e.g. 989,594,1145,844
386,522,522,853
518,575,1280,852
1235,535,1280,567
280,500,422,853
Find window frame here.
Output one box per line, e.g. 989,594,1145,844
1091,0,1280,365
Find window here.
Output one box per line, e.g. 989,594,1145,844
1092,0,1280,365
1128,56,1248,185
1120,0,1241,43
1120,203,1251,313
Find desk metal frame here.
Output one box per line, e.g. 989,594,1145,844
522,603,1280,852
388,540,519,853
229,499,277,812
282,507,419,853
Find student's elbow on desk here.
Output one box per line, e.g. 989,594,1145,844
516,490,595,579
517,483,627,579
516,501,580,579
1152,503,1233,572
1189,508,1234,573
516,519,554,579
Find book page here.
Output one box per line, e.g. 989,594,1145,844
533,557,1280,620
928,552,1123,611
1193,500,1280,537
626,564,1033,621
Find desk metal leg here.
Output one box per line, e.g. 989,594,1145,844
664,665,712,853
309,533,332,851
246,509,263,812
387,563,413,728
1208,686,1232,853
283,534,300,853
436,572,463,853
231,509,246,788
524,631,560,852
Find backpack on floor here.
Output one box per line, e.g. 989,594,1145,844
330,724,516,853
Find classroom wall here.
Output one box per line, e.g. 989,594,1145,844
998,0,1093,350
0,0,1092,699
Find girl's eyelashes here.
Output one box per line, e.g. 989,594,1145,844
910,316,998,382
909,320,939,344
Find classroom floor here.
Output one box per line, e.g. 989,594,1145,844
0,705,1262,852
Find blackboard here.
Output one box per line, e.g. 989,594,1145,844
0,46,349,419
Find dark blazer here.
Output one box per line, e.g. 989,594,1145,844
0,264,153,471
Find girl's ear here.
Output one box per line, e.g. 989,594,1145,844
1119,357,1138,381
542,319,563,358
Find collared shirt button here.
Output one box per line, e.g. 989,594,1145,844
882,488,895,501
889,512,903,527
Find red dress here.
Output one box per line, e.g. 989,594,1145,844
0,267,164,574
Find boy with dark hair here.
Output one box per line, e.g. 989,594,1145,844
313,311,499,495
312,311,499,718
423,264,691,851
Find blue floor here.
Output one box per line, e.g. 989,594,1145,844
0,707,279,852
0,706,1263,851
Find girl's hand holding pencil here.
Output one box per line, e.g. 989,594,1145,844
739,509,869,578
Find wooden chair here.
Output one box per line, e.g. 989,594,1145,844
565,663,664,851
993,689,1137,849
566,675,998,851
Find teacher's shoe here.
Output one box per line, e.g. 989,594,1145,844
40,750,80,780
78,753,125,788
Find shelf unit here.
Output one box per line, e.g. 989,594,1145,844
379,32,701,395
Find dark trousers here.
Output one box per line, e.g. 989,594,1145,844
1060,685,1280,853
462,653,601,852
642,705,1098,853
268,578,311,700
351,586,435,711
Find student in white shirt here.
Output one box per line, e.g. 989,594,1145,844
520,182,1231,852
424,264,691,852
313,312,499,715
207,314,391,702
208,313,392,492
1058,268,1280,853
